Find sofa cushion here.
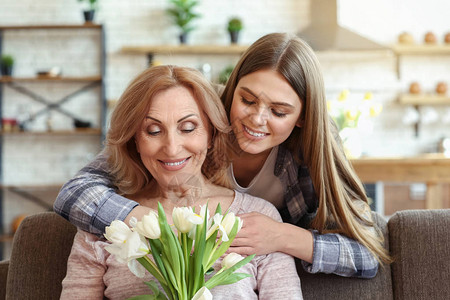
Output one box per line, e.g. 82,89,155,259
389,209,450,300
6,212,77,299
298,213,393,299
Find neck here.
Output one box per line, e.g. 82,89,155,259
139,175,215,207
231,147,273,187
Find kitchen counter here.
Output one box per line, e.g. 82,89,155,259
351,154,450,209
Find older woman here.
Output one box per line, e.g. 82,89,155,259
60,65,302,299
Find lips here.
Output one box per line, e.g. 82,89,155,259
158,157,190,170
243,125,268,138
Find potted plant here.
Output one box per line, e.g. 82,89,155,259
1,54,14,77
218,65,234,85
227,17,243,44
77,0,98,22
166,0,201,44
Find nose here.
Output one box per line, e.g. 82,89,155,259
164,131,181,156
250,105,269,126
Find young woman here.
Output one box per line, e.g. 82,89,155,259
54,33,390,279
60,65,302,299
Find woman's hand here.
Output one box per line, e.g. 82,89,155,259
229,212,283,256
229,211,314,262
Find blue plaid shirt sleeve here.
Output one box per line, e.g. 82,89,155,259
53,153,139,236
301,231,379,278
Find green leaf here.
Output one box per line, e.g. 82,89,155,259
144,281,169,300
214,272,253,285
191,206,208,296
205,254,255,290
157,204,183,286
127,295,158,300
214,203,222,215
136,257,166,286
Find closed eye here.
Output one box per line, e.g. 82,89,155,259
241,97,255,105
271,109,287,118
180,121,196,133
147,124,161,136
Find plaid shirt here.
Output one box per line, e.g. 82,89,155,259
54,148,378,279
274,146,378,278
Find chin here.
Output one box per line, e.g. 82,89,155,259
237,141,268,155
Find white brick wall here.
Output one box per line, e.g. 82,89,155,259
0,0,450,186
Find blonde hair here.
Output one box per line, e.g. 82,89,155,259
106,65,232,195
222,33,391,264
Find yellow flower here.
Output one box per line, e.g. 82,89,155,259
338,89,350,102
363,92,373,100
370,103,383,117
345,108,359,121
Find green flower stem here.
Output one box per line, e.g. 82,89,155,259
205,220,240,271
157,204,184,296
192,214,207,294
181,233,189,283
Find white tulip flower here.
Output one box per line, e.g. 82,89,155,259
191,286,213,300
221,253,244,269
104,220,132,244
173,207,203,233
134,211,161,239
220,213,243,240
105,231,149,264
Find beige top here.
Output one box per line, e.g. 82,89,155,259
60,191,303,300
229,146,285,209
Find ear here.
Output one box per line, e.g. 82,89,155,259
295,119,304,128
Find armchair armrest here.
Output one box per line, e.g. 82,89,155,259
389,209,450,300
0,260,9,299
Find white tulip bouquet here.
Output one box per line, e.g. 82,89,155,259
104,203,255,300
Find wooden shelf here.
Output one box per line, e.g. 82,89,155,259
398,94,450,105
121,44,249,55
1,128,102,136
393,44,450,55
0,75,102,83
0,24,102,30
351,154,450,209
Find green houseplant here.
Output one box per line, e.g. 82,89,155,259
77,0,98,22
218,65,234,85
227,17,243,44
166,0,201,44
1,55,14,77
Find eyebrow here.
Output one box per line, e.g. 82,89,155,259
239,87,295,109
145,113,197,123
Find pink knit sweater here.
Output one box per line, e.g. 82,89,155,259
60,191,303,299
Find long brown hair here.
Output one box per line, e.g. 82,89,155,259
222,33,390,264
106,65,231,195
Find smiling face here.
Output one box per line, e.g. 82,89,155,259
229,69,303,155
135,85,210,190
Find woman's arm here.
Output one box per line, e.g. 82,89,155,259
256,251,303,300
60,230,107,299
231,212,378,278
301,231,379,278
53,152,139,235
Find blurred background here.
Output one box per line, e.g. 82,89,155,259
0,0,449,259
